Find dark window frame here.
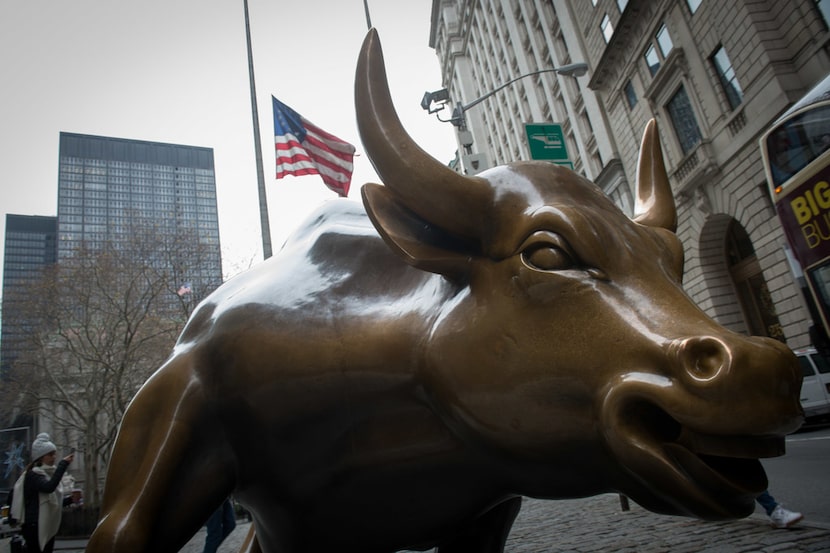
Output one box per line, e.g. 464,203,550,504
666,85,703,155
624,80,638,109
643,23,673,77
711,45,744,110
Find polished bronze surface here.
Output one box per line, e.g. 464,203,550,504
85,30,803,553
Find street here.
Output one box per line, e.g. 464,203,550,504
763,423,830,525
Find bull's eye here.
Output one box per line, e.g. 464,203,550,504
522,244,575,271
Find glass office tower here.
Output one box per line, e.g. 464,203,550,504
0,215,57,377
2,134,224,377
56,132,222,288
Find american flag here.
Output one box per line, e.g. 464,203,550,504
272,96,356,197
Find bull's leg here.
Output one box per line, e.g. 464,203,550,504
436,497,522,553
86,358,235,553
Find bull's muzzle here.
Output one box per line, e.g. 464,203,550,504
600,333,802,519
667,334,803,435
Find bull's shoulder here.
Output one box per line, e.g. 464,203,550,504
278,199,400,270
281,198,377,247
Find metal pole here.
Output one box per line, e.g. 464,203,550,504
454,64,588,127
363,0,373,29
244,0,273,259
462,64,587,112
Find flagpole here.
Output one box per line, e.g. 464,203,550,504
363,0,372,29
244,0,273,260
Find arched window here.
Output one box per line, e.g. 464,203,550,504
726,220,785,341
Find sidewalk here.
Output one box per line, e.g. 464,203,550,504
509,495,830,552
56,494,830,552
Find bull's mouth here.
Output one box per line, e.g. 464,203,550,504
614,400,782,518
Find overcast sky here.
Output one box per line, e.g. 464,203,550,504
0,0,457,286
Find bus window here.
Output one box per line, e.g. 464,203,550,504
765,104,830,188
809,262,830,320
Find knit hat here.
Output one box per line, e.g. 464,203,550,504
31,433,57,461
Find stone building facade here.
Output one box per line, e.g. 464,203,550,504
429,0,830,349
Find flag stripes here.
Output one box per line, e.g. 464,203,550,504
273,96,356,197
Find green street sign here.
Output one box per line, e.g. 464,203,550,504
525,123,569,161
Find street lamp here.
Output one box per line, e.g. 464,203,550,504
421,63,588,129
422,62,588,175
421,88,450,114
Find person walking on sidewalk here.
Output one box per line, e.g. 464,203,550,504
757,489,803,528
203,498,236,553
10,433,74,553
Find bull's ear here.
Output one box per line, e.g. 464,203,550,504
653,228,686,283
362,183,474,281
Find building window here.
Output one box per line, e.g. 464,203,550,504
617,0,629,12
624,80,638,109
645,45,660,76
601,14,614,43
666,86,702,154
643,24,672,77
687,0,703,14
656,24,673,57
817,0,830,28
711,46,743,110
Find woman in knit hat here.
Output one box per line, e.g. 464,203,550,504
15,433,74,553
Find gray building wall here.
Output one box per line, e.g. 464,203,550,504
580,0,830,348
429,0,830,349
429,0,630,214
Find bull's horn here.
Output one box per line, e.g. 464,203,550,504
633,119,677,232
355,29,490,239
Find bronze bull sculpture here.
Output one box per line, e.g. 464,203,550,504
85,30,803,553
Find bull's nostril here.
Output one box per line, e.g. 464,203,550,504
678,336,730,382
694,346,723,378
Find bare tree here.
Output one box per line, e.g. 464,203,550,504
3,229,221,507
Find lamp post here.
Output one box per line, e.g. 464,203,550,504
421,63,587,174
422,63,588,130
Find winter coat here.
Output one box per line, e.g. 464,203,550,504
11,459,69,551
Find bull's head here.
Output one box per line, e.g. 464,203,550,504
354,30,803,520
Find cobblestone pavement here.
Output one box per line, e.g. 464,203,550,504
505,495,830,553
58,494,830,552
171,494,830,553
